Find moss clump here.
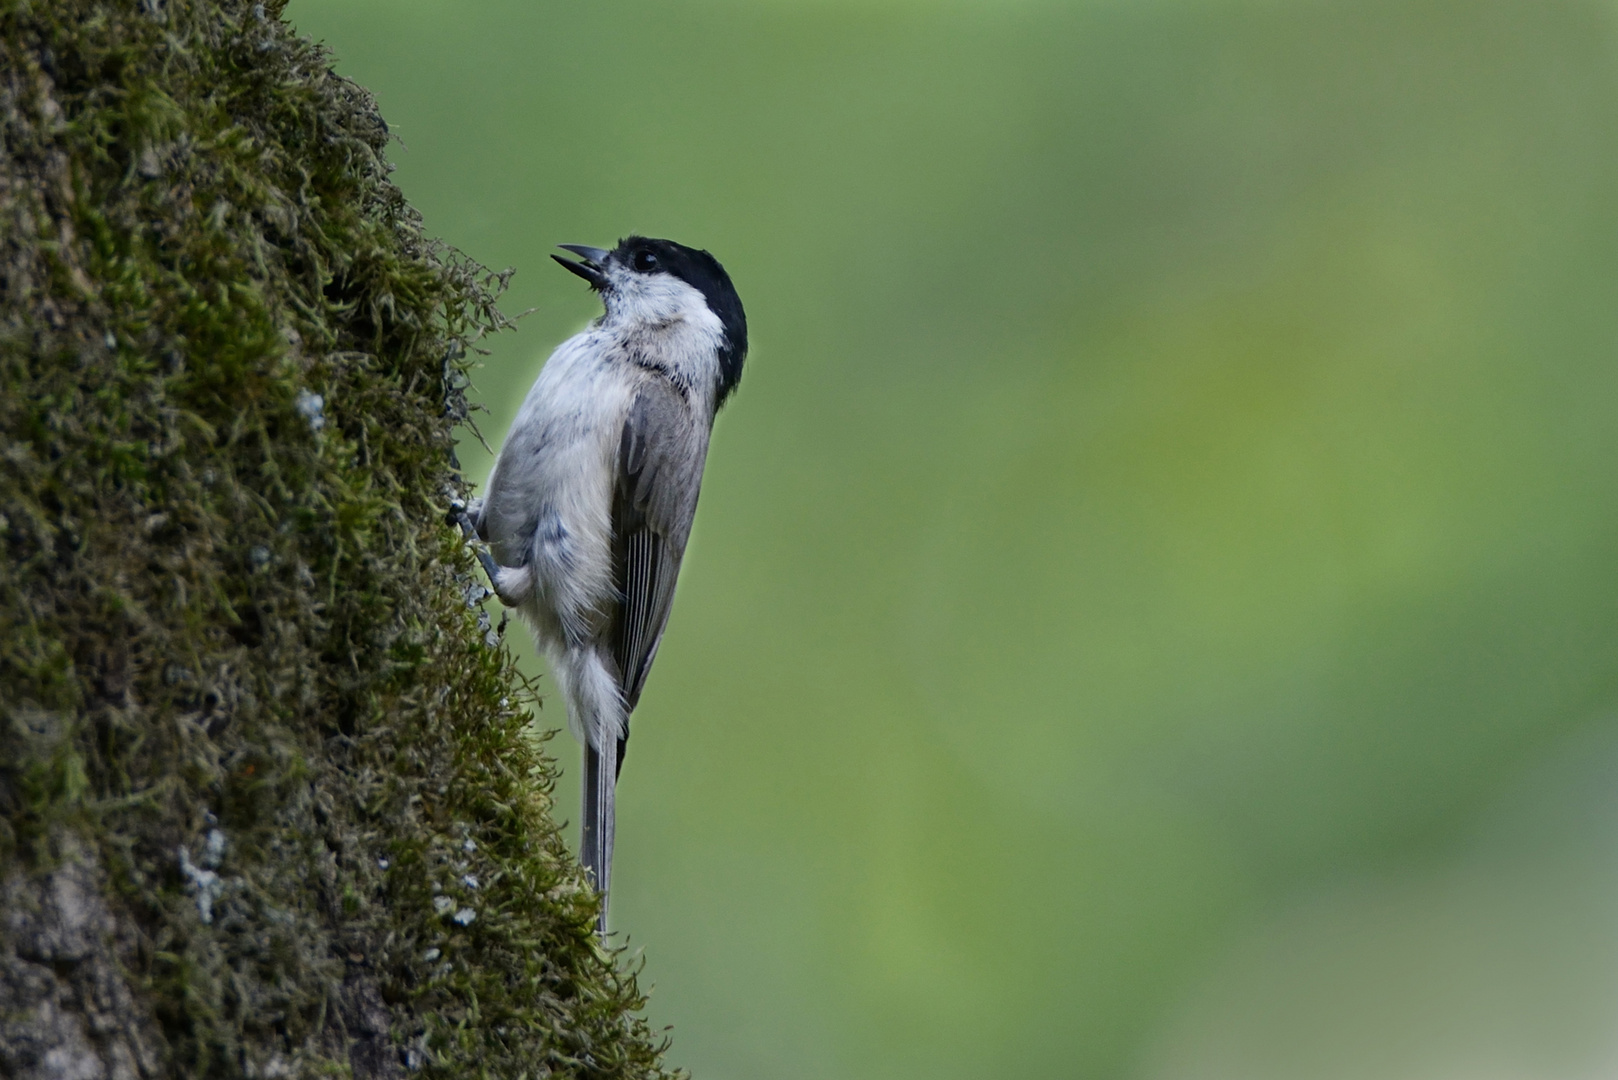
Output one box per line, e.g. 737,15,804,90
0,1,677,1076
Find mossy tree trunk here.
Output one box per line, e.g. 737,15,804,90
0,3,676,1077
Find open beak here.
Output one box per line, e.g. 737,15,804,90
551,244,611,289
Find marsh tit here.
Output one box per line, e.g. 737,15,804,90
473,236,747,933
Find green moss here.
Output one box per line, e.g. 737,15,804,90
0,1,678,1075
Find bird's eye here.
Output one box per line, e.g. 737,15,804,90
632,250,659,273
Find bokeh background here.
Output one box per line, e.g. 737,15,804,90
290,1,1618,1077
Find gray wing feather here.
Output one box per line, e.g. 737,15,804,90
475,423,545,568
613,383,708,711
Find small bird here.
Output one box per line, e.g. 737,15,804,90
474,237,747,933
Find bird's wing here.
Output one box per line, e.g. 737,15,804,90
475,429,541,569
611,381,709,714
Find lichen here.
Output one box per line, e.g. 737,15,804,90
0,1,678,1076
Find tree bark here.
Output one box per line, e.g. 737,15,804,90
0,3,677,1077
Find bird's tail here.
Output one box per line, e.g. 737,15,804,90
580,737,618,935
558,648,625,936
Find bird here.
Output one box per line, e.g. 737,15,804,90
472,236,747,934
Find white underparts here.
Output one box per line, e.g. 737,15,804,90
493,564,533,606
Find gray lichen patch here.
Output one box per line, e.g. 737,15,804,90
0,1,678,1077
1,837,163,1080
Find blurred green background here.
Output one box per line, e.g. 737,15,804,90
290,1,1618,1076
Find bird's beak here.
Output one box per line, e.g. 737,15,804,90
552,244,612,289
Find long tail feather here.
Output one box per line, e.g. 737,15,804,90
580,738,618,935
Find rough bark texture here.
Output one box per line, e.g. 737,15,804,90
0,2,678,1077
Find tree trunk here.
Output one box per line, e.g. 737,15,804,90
0,3,676,1076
